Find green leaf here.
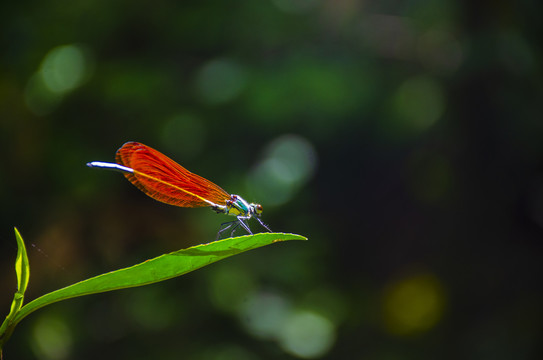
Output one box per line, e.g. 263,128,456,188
1,228,31,351
14,228,30,296
13,232,306,325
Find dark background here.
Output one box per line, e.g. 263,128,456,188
1,0,542,359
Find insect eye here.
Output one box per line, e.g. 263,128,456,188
255,204,263,214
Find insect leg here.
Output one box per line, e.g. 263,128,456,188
236,216,253,235
229,221,241,237
217,220,236,240
255,216,272,232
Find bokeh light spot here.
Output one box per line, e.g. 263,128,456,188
382,273,446,336
248,158,295,206
195,58,247,104
248,135,317,206
24,44,92,115
31,314,73,360
238,290,337,357
382,76,445,141
239,290,290,339
278,310,335,358
393,76,444,132
267,135,317,184
40,44,91,94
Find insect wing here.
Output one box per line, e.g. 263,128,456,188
116,142,231,208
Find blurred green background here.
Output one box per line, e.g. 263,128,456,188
1,0,542,359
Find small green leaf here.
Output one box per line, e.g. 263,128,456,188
13,232,306,325
14,228,30,296
1,228,31,351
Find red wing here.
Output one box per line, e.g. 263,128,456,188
115,142,231,208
